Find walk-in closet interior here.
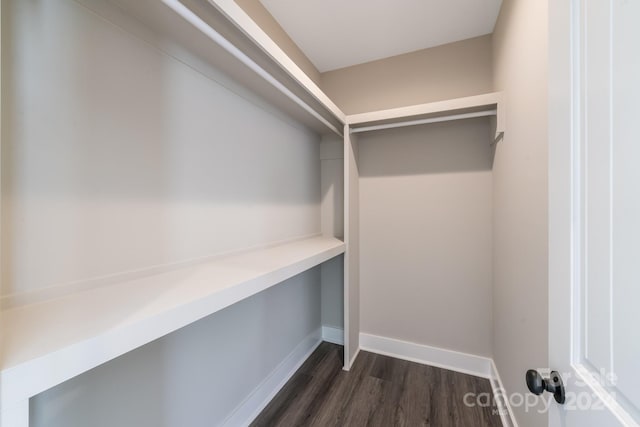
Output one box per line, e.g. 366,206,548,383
0,1,549,426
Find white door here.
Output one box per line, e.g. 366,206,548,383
549,0,640,426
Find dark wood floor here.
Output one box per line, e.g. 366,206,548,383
252,342,502,427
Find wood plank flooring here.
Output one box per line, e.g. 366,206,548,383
251,342,502,427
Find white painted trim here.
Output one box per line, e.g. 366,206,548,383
208,0,346,124
360,333,518,426
346,92,504,140
350,110,497,134
342,347,361,371
221,329,322,427
343,126,360,371
572,364,638,427
347,92,502,125
163,0,342,136
359,333,493,379
321,326,344,345
0,399,29,427
489,360,519,427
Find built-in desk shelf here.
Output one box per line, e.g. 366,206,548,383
0,236,345,413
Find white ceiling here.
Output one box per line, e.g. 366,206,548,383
259,0,503,72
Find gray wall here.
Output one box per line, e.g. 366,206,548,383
358,118,493,357
2,0,325,425
30,270,321,427
492,0,549,425
320,35,494,114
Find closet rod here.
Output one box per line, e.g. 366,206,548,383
350,110,497,134
163,0,342,136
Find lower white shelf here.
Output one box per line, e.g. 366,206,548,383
0,236,344,409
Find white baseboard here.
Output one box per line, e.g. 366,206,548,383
359,333,518,427
321,327,358,370
321,326,344,345
359,333,493,379
221,328,322,427
218,328,517,427
490,360,519,427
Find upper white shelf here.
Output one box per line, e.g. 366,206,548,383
0,236,344,409
347,92,505,139
207,0,345,123
101,0,345,135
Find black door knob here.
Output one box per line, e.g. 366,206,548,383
526,369,565,404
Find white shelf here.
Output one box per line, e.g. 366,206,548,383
0,236,344,408
95,0,345,136
347,92,505,138
207,0,346,124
